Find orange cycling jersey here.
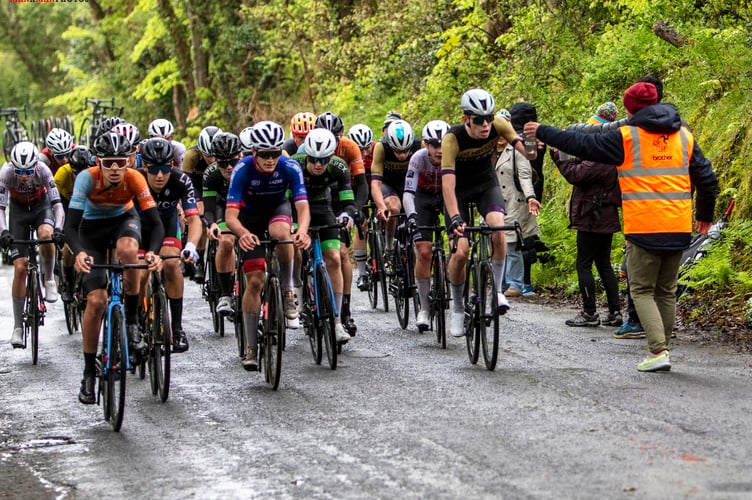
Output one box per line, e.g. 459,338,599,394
68,167,156,219
335,137,365,177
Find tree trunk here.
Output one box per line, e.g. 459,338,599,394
653,20,687,48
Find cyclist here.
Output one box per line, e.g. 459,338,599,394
148,118,187,168
442,88,533,338
314,112,368,335
239,126,254,157
136,137,202,353
54,146,94,302
182,125,222,278
348,123,375,292
371,119,421,268
0,142,65,347
203,132,241,316
225,121,311,370
39,128,75,176
403,120,450,332
293,128,356,343
283,112,316,156
64,132,163,404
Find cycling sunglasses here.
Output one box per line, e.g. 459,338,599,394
471,114,494,125
424,139,442,147
256,149,282,160
146,164,171,175
217,160,235,169
100,157,129,170
14,168,34,176
54,153,69,160
309,156,331,165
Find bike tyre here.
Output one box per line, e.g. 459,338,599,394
263,276,283,389
108,306,127,432
479,262,500,371
316,264,337,370
465,266,480,365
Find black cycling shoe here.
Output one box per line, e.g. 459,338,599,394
60,284,74,303
173,329,189,353
127,324,147,353
356,275,370,292
78,375,96,405
343,316,357,336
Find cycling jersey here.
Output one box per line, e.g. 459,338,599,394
441,116,518,195
39,147,69,176
182,147,212,201
202,164,230,226
171,140,187,168
136,166,199,219
370,138,422,194
404,148,441,195
227,155,307,214
0,162,64,233
292,153,355,215
68,167,156,220
54,164,76,206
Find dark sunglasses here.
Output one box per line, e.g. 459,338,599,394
425,139,442,147
217,160,234,169
471,114,494,125
101,157,128,170
256,149,282,160
54,153,69,160
309,156,331,165
14,168,34,176
146,164,171,175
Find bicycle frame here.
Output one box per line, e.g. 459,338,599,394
307,228,339,320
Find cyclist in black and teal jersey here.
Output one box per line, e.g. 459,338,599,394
135,137,202,353
293,128,357,343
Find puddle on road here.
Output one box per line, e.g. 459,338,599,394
17,436,75,450
343,349,390,358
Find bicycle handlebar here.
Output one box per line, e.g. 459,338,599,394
11,239,55,246
308,222,347,233
0,106,27,119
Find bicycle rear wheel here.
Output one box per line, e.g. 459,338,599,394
150,285,171,401
478,262,500,370
465,265,481,365
432,251,448,349
263,276,283,389
26,271,40,365
304,267,322,365
107,305,127,432
316,265,337,370
233,269,245,357
367,230,379,310
375,231,389,312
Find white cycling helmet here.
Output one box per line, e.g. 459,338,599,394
197,126,222,156
348,124,373,149
148,118,174,138
111,122,140,152
239,126,254,153
10,141,39,170
461,88,495,115
304,128,337,158
250,121,285,150
45,128,74,155
385,120,414,152
421,120,450,142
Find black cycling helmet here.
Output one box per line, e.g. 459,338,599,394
314,111,344,137
140,137,175,165
92,132,131,157
211,132,241,161
68,145,92,173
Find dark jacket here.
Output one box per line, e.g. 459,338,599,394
536,103,718,251
552,150,621,234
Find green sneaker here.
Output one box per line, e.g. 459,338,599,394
637,350,671,372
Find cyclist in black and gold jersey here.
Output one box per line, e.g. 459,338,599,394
441,88,534,338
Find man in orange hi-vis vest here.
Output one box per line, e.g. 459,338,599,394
523,82,718,373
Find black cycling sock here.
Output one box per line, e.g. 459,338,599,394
84,352,97,376
169,297,183,331
64,266,75,285
125,294,139,324
218,272,232,296
341,294,351,318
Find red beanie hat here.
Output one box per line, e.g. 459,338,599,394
623,82,658,115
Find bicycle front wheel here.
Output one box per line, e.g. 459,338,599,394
26,271,40,365
233,270,245,357
375,232,389,312
316,265,337,370
367,230,379,310
479,262,500,371
151,286,171,401
432,251,448,350
263,276,283,389
465,266,481,365
107,305,127,432
304,268,322,365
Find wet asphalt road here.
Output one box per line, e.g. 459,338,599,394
1,263,752,499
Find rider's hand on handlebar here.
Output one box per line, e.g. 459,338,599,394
145,251,162,272
0,230,13,250
376,206,390,222
448,214,465,237
182,241,199,263
406,213,418,236
208,224,220,241
338,212,353,230
294,231,311,250
237,231,259,252
76,252,92,273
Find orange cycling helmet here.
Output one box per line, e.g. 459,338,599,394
290,112,317,137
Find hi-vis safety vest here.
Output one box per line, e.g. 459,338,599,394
618,126,693,235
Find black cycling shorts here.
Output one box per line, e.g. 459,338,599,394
8,200,54,261
238,199,292,262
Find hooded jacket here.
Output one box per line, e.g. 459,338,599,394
536,103,718,251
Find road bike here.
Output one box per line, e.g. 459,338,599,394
202,235,225,336
1,106,29,160
420,225,450,349
362,202,389,312
78,98,124,147
387,213,419,330
140,258,175,402
300,223,344,370
13,235,54,365
88,258,149,432
460,221,523,371
234,237,292,390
